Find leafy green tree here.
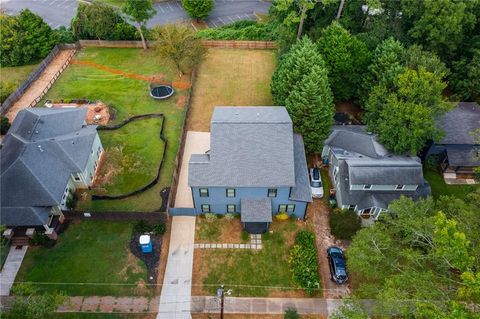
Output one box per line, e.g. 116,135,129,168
151,23,205,76
317,22,371,101
270,36,324,105
284,308,300,319
402,0,476,59
181,0,214,22
4,284,66,319
0,10,57,67
72,2,137,40
365,67,449,154
451,49,480,102
0,116,11,135
285,63,334,153
122,0,156,50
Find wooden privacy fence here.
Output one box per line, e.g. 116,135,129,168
78,39,277,49
0,43,78,115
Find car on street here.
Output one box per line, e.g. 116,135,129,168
327,246,348,284
309,168,324,198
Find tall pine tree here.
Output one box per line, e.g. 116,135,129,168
271,37,324,106
285,64,334,153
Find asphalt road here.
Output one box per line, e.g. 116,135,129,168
0,0,271,29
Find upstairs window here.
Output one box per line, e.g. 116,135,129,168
199,188,209,197
226,188,235,198
363,184,372,190
268,188,277,197
396,185,405,190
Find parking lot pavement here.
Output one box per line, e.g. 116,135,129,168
0,0,78,29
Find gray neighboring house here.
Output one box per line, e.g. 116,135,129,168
0,108,103,239
189,107,312,234
427,102,480,179
322,126,431,220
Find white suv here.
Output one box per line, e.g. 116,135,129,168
309,168,324,198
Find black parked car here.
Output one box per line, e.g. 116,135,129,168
327,246,348,284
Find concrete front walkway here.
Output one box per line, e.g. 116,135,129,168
157,131,210,319
0,246,28,296
191,296,343,315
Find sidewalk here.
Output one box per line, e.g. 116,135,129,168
191,296,341,315
0,246,28,296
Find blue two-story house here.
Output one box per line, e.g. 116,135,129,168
188,107,312,234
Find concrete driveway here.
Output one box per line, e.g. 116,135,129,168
157,131,209,319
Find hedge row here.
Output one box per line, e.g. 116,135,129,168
196,20,276,41
288,230,320,295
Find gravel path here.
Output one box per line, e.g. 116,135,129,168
5,49,75,122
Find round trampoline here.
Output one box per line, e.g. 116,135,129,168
149,84,174,100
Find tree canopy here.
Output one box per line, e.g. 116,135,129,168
317,22,371,101
122,0,156,49
337,194,480,318
0,10,57,67
181,0,214,22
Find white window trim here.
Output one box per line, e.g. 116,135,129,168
363,184,372,190
395,185,405,190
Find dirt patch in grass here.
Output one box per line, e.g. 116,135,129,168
94,146,123,188
187,49,276,132
193,315,326,319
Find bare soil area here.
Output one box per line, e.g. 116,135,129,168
192,315,326,319
5,49,76,121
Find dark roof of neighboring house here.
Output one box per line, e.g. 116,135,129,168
446,145,480,167
438,102,480,145
289,134,312,203
324,126,388,158
347,161,425,185
1,108,97,211
240,198,272,223
189,107,296,188
0,207,51,227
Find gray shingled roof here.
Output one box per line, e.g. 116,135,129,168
438,102,480,145
1,207,51,227
1,108,98,226
446,146,480,166
189,107,296,187
240,198,272,223
289,134,312,202
325,126,388,158
347,163,424,185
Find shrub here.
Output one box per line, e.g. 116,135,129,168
204,213,216,221
65,190,77,210
133,220,151,233
55,26,77,43
31,234,52,246
284,308,300,319
0,116,11,135
0,9,58,67
241,230,249,242
196,20,276,41
288,230,320,295
224,213,234,220
0,81,18,104
153,222,167,235
329,209,361,240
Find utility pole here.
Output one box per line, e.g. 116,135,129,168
217,284,232,319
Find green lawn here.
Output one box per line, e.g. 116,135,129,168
0,64,38,102
43,47,188,211
424,169,479,200
94,117,165,196
193,220,320,297
15,221,151,296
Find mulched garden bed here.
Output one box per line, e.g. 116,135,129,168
129,232,163,286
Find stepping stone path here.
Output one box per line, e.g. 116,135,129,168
193,234,262,250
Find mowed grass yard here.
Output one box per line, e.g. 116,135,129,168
187,48,276,131
15,221,151,296
424,168,479,200
42,47,189,211
192,220,319,298
0,64,38,101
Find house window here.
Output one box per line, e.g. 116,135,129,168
363,184,372,190
348,205,356,211
278,205,287,213
74,175,81,182
333,166,339,181
395,185,404,190
201,204,210,213
226,188,235,198
287,204,295,213
199,188,209,197
268,188,277,197
227,204,236,213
